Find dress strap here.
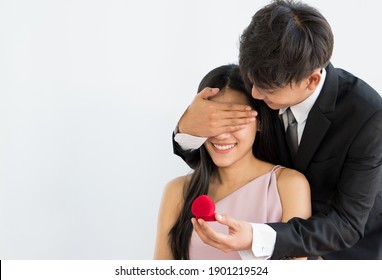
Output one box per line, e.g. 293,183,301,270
271,165,285,173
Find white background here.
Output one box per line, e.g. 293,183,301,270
0,0,381,259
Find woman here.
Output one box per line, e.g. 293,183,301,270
154,64,311,259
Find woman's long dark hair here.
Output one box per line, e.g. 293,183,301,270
169,64,279,259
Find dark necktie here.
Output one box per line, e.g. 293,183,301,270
285,108,298,159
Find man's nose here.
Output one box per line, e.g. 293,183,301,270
252,86,265,100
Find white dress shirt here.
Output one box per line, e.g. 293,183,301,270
279,68,326,143
174,69,326,259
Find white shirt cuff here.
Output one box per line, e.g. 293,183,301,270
174,132,207,151
239,223,276,260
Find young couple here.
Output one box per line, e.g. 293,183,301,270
155,0,382,260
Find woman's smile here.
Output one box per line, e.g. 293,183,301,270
211,143,237,153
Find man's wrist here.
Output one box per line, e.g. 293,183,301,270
239,223,276,260
174,130,206,151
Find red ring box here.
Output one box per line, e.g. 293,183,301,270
191,195,216,221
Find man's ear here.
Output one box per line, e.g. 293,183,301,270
307,69,322,91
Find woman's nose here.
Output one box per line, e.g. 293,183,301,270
214,133,231,140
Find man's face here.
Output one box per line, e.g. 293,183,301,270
249,68,323,109
251,78,312,110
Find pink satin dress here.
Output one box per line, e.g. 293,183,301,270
189,165,284,260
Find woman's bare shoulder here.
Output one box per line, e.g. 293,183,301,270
276,167,309,187
154,174,191,260
163,174,190,196
161,174,193,208
276,167,311,220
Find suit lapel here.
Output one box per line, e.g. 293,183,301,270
294,63,338,173
294,106,331,172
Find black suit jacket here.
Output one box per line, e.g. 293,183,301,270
172,63,382,259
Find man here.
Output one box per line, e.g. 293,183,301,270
172,0,382,259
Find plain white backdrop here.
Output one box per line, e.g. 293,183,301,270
0,0,381,259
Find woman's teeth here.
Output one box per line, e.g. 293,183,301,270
212,143,236,150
